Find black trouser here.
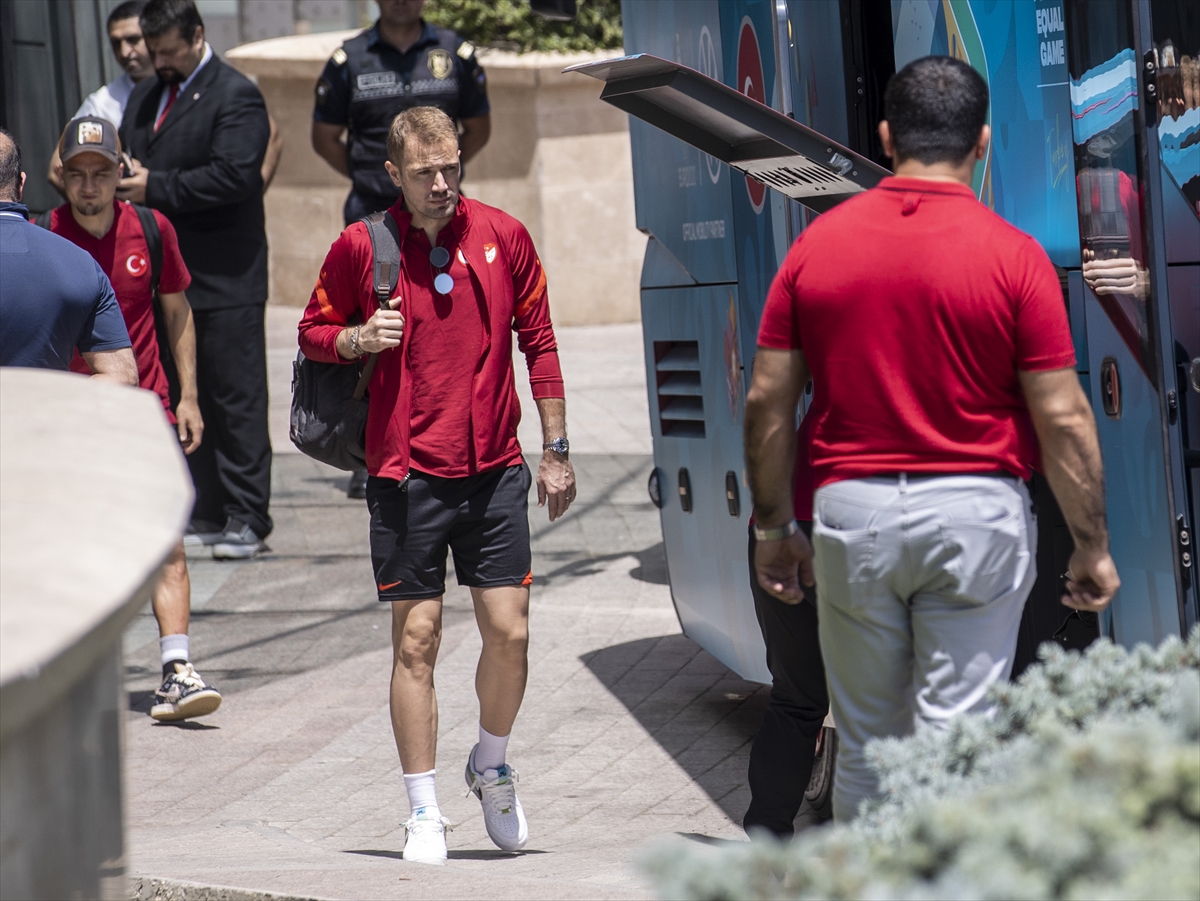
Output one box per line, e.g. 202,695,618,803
187,303,273,539
743,522,829,837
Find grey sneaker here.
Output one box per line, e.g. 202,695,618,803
212,519,266,560
150,662,222,721
183,521,223,547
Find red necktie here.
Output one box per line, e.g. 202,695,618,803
155,84,180,132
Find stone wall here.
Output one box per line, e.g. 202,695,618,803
0,370,192,901
1,651,126,900
228,34,644,326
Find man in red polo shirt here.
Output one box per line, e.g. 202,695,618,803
299,107,574,864
744,57,1119,821
51,116,221,723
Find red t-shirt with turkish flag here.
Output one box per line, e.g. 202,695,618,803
54,201,190,414
758,176,1076,490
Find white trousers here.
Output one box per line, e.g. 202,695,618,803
812,473,1037,821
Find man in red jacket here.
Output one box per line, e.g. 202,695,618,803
299,106,575,864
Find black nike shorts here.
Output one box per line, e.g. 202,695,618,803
366,463,533,602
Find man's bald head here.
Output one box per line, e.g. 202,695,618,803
0,128,23,202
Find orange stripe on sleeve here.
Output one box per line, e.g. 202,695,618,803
513,268,547,321
314,272,338,320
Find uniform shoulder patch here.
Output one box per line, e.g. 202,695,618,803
456,41,476,60
331,47,347,66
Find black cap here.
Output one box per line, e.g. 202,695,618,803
59,117,122,165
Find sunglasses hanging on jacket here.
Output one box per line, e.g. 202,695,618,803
430,246,453,295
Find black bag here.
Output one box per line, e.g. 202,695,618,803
289,211,401,471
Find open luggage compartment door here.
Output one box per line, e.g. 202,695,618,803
566,53,890,212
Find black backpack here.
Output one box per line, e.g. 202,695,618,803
289,211,401,472
36,204,176,385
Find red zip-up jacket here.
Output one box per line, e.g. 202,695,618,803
297,196,564,481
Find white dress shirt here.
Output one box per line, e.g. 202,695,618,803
74,72,137,127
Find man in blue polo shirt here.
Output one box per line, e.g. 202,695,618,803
0,128,136,385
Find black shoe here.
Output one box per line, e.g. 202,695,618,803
212,518,266,560
347,469,368,499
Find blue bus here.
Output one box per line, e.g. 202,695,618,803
574,0,1198,683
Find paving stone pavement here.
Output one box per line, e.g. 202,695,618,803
121,308,772,900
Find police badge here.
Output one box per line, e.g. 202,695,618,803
427,49,453,80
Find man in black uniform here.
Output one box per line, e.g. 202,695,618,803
311,0,491,498
311,0,491,226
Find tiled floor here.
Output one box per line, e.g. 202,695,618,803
123,307,770,900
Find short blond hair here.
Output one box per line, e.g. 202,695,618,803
387,106,458,165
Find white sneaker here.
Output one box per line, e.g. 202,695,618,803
402,807,451,865
465,745,528,851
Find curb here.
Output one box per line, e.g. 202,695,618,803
131,876,334,901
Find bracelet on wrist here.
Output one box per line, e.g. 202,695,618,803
349,324,365,357
753,519,799,541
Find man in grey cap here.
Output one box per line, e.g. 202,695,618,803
44,116,222,723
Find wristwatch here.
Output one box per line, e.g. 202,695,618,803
753,519,799,541
543,437,570,456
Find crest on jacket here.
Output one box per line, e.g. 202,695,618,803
427,49,453,80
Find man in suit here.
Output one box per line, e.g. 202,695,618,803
118,0,273,558
47,0,284,198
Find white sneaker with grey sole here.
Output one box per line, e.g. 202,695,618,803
465,745,528,851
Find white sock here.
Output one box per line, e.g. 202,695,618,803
403,770,439,817
160,634,189,668
475,725,509,772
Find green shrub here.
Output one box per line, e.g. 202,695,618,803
642,628,1200,901
424,0,622,54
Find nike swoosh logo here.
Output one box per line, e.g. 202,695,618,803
378,580,403,591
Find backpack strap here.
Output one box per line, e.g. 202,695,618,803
131,204,163,297
129,203,176,377
33,210,52,229
351,210,403,401
363,210,402,306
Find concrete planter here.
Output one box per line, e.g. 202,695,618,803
0,370,192,901
227,34,644,326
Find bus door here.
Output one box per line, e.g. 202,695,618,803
1064,0,1197,644
1149,0,1200,631
571,50,887,682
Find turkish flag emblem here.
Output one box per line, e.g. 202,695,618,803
736,18,767,215
126,253,148,276
484,243,498,264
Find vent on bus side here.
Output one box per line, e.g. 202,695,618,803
654,340,704,438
